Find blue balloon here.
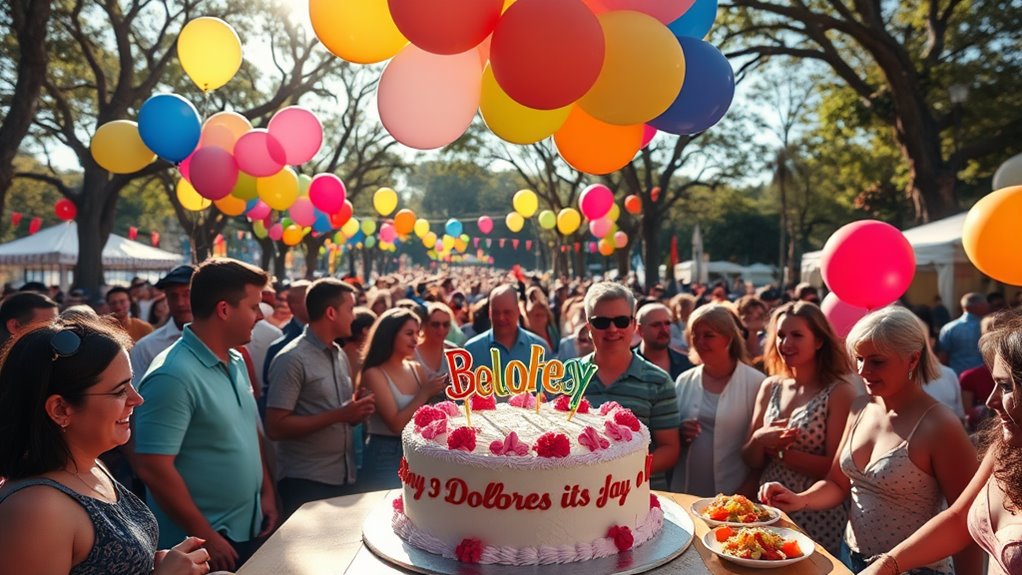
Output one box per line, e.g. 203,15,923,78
312,210,333,233
137,93,200,163
668,0,718,38
648,37,734,136
445,218,463,237
347,230,365,245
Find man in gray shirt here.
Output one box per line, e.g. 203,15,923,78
265,278,376,517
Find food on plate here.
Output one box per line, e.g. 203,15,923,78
713,527,803,561
701,493,774,523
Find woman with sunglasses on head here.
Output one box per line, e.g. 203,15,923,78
670,304,767,497
0,317,210,575
741,301,856,555
761,306,981,575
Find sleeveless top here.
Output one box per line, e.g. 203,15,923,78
968,477,1022,575
414,346,449,379
760,380,846,555
839,403,953,575
0,469,158,575
367,361,421,437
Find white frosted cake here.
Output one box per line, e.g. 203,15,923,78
392,396,664,565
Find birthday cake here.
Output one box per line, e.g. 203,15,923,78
392,397,664,565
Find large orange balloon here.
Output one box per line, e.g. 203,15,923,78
309,0,407,64
389,0,503,55
963,186,1022,285
393,209,416,235
554,106,643,175
489,0,605,110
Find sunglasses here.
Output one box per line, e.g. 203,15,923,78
429,321,451,329
51,330,82,361
589,315,632,330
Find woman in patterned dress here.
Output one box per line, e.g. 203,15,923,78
741,301,857,554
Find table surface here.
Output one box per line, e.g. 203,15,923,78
237,490,853,575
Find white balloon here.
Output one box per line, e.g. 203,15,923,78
993,153,1022,191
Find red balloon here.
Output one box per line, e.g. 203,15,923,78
188,147,238,200
624,194,642,214
330,200,353,228
389,0,503,55
490,0,605,110
821,220,915,309
820,292,871,339
54,199,77,221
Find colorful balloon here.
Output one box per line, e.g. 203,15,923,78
54,199,77,221
993,154,1022,190
289,197,316,227
479,65,570,144
90,121,156,174
423,231,438,248
379,223,397,243
579,184,614,220
489,0,605,110
188,147,238,200
341,217,360,238
177,17,242,92
505,212,525,232
668,0,718,38
374,187,398,216
309,0,407,64
589,218,611,238
962,185,1022,285
445,218,463,237
554,106,643,175
649,37,734,136
582,0,695,23
513,189,539,218
598,238,615,256
330,201,354,229
231,172,258,200
252,220,268,239
414,218,431,237
389,0,503,54
476,215,493,235
247,200,271,220
613,231,628,248
394,209,416,235
820,292,871,339
204,111,252,141
624,194,642,214
267,106,323,165
268,223,284,241
138,94,201,163
538,209,557,230
308,173,346,213
641,125,658,149
234,129,287,177
176,178,211,212
821,220,915,309
556,208,581,235
361,219,378,235
256,168,299,211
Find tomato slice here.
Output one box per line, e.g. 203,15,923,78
709,508,730,521
781,540,802,558
715,527,734,542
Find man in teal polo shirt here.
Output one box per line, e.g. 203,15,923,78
134,258,277,573
463,284,550,388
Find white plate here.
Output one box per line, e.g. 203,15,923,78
689,497,781,528
702,526,815,569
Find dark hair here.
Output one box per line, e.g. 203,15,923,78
471,298,490,334
190,258,269,319
306,278,356,321
360,308,420,374
0,292,58,327
0,316,132,480
350,307,378,343
978,312,1022,512
105,286,131,303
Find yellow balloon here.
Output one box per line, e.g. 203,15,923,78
579,11,685,125
361,219,377,235
538,209,556,230
309,0,407,65
214,194,246,216
91,121,155,174
177,178,211,212
480,65,571,144
512,189,539,218
177,17,243,92
341,218,360,238
204,111,251,140
257,168,299,211
607,203,620,222
598,238,615,256
282,224,304,246
557,208,582,235
373,187,398,216
414,218,431,238
455,238,468,252
505,212,525,233
423,231,438,248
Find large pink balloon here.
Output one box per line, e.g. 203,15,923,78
289,197,316,227
188,147,238,200
308,173,347,213
477,215,494,234
589,218,611,238
267,106,323,165
247,200,271,220
234,129,287,177
821,292,871,339
583,0,696,23
579,184,614,219
378,45,482,150
821,220,915,309
268,223,284,241
380,223,397,243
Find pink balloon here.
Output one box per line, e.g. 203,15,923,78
247,200,271,220
308,173,346,214
380,223,397,243
583,0,696,23
188,147,238,200
613,230,628,248
821,220,915,309
821,292,871,339
289,197,316,227
378,44,483,150
178,151,194,181
234,129,287,177
268,223,284,241
641,125,657,148
267,106,323,165
579,184,614,219
589,218,611,238
477,215,493,234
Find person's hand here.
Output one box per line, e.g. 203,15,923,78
421,372,449,398
754,419,799,451
339,394,376,423
258,488,280,538
199,531,238,572
758,481,804,513
154,536,211,575
680,418,701,444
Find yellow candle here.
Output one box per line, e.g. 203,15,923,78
464,397,472,427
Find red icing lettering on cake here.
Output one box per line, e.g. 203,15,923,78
560,484,591,508
445,478,553,510
596,474,631,507
402,468,427,500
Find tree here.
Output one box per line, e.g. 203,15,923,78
725,0,1022,222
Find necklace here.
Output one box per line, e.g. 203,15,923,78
62,468,114,502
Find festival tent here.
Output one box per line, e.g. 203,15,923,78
0,222,184,290
672,260,776,285
800,212,999,314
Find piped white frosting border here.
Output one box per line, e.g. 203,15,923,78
392,503,665,565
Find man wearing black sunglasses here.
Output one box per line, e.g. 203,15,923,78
581,282,681,490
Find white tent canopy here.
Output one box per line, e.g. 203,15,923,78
802,212,969,309
673,260,776,285
0,222,183,289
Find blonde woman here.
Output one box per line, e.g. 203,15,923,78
741,301,856,555
761,306,981,574
670,304,766,496
415,302,455,378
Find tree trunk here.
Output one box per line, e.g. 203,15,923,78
273,246,286,281
303,241,317,280
615,247,629,277
642,211,662,292
191,234,213,264
362,248,374,280
73,172,119,294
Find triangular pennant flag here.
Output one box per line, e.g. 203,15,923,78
512,239,520,249
151,231,160,247
11,212,22,227
486,238,492,247
574,242,581,253
588,242,597,253
28,217,42,235
525,240,532,250
128,226,138,241
473,238,480,248
499,238,506,248
560,245,568,253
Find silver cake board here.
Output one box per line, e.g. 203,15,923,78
358,490,696,575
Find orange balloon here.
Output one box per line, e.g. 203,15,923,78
553,106,642,175
624,194,642,214
962,185,1022,285
394,209,416,236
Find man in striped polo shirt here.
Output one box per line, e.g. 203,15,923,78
581,281,680,490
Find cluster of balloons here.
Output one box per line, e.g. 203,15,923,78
819,220,916,336
310,0,734,175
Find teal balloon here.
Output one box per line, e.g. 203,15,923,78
668,0,718,39
312,210,332,233
137,93,200,163
445,218,463,236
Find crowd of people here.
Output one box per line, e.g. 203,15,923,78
0,258,1020,574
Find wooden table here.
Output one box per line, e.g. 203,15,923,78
237,491,852,575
